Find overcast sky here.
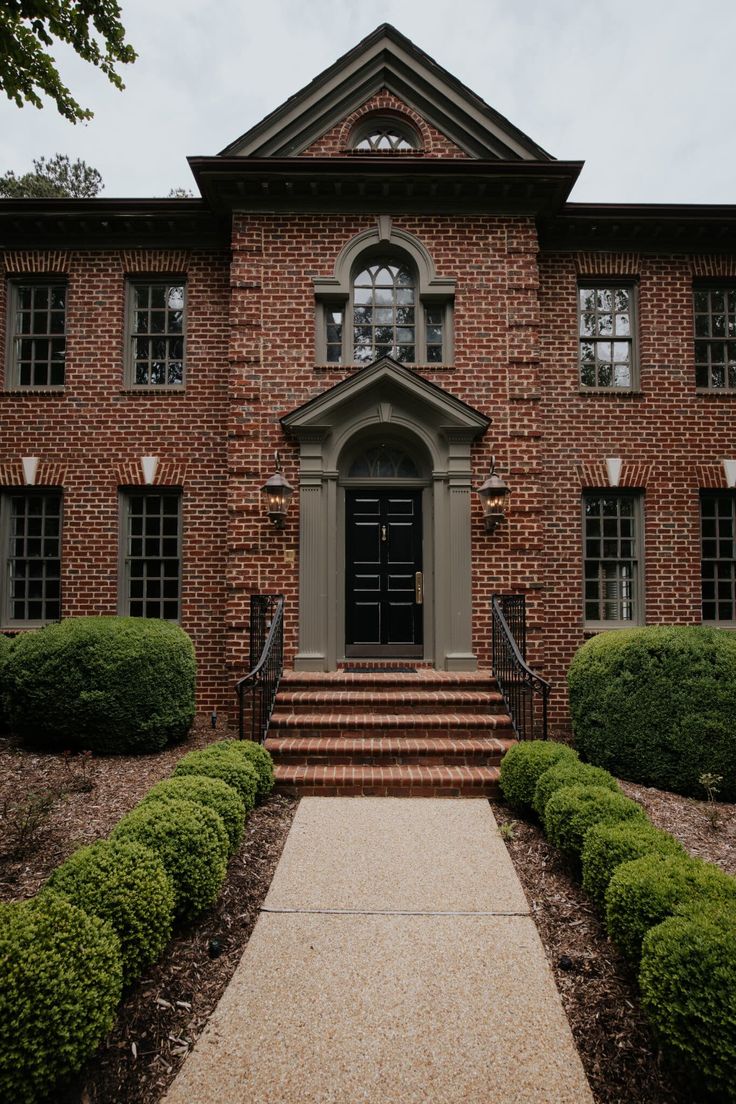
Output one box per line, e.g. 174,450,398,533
0,0,734,204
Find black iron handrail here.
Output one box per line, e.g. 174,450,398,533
236,594,285,744
491,593,550,741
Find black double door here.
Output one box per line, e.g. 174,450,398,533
345,489,423,658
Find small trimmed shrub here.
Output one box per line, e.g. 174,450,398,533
45,838,174,985
532,759,620,820
112,798,228,920
499,740,578,812
606,851,736,964
0,893,122,1104
0,634,12,731
640,903,736,1102
581,820,685,908
4,617,196,754
141,775,246,854
568,626,736,799
210,739,275,802
173,744,258,811
543,784,647,859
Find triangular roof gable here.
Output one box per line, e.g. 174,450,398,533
222,25,552,161
281,356,490,437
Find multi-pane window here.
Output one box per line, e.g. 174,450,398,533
701,493,736,622
8,282,66,387
2,492,61,624
583,493,641,624
579,284,635,388
694,287,736,390
354,128,415,151
121,492,181,620
128,282,185,386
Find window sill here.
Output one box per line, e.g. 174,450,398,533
695,388,736,398
578,387,643,397
117,387,187,396
583,622,643,634
3,387,65,396
314,362,455,372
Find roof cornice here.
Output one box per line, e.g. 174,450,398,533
540,202,736,252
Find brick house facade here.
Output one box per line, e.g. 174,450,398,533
2,25,735,732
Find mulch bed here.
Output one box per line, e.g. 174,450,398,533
491,786,735,1104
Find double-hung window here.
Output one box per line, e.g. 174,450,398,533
693,286,736,391
0,491,62,625
701,493,736,622
120,491,181,620
126,281,186,387
6,281,66,387
578,283,637,389
583,492,643,626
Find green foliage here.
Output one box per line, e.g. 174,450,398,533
532,759,620,820
45,838,174,985
543,784,647,859
173,744,258,812
211,739,275,802
499,740,578,812
0,893,122,1104
4,616,196,754
581,820,685,908
141,776,246,855
112,798,228,921
568,626,736,799
0,1,136,123
606,852,736,964
0,633,13,731
0,154,102,197
640,904,736,1102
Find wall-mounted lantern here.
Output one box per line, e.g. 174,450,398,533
477,458,510,533
261,452,293,529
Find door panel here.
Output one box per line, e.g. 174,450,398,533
346,489,423,657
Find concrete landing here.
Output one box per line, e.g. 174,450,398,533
164,798,593,1104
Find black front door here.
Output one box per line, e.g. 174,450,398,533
345,489,423,658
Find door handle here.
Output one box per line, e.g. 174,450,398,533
415,571,423,605
381,525,387,542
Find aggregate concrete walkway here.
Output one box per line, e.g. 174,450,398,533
164,799,593,1104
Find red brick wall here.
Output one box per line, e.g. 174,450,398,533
0,247,232,714
301,91,469,158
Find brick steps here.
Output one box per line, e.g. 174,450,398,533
269,669,514,798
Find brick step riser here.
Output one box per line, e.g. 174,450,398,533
279,678,501,694
274,701,506,717
270,725,513,740
274,780,501,798
271,753,504,767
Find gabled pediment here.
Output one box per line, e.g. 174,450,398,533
281,356,490,442
221,25,552,161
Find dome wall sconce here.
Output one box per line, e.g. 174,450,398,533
477,458,510,533
261,452,294,529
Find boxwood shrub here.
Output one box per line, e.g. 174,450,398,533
499,740,578,812
112,798,228,920
141,775,246,855
532,759,620,820
45,838,174,986
568,626,736,799
640,903,736,1103
0,893,122,1104
543,784,647,859
606,851,736,964
581,820,685,908
173,744,258,811
210,739,275,802
0,634,12,731
3,617,196,754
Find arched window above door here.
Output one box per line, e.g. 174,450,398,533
347,444,420,478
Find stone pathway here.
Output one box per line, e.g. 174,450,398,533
164,798,593,1104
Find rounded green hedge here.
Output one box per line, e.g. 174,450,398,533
543,784,647,859
111,798,228,920
211,739,275,803
499,740,578,812
3,617,196,754
605,851,736,964
640,903,736,1103
141,775,246,855
581,820,685,908
173,745,258,811
568,626,736,799
532,759,620,820
0,893,122,1104
0,634,13,732
45,838,174,986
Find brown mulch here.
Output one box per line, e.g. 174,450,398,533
492,788,734,1104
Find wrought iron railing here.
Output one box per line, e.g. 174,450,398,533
236,594,285,744
491,593,550,741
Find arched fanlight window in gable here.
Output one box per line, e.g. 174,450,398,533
349,117,421,152
317,227,454,367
